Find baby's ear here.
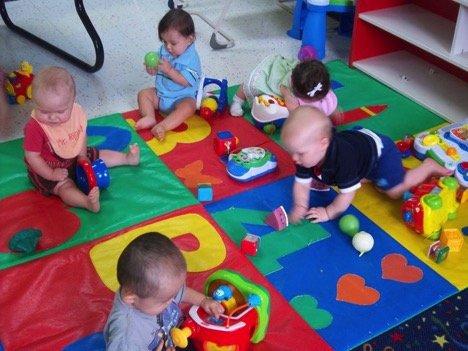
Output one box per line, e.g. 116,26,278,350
121,289,137,305
319,136,330,149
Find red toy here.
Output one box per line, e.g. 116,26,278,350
171,270,270,351
395,136,414,158
4,61,34,105
213,130,239,156
240,233,260,256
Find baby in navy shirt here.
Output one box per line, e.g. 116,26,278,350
281,106,451,223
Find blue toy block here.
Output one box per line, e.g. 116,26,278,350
197,183,213,202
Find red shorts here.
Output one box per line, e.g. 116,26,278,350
27,147,99,195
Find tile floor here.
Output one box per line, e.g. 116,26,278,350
0,0,350,141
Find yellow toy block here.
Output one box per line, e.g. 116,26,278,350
440,228,464,252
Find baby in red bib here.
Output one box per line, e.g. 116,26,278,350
24,66,140,212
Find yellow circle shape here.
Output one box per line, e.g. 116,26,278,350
422,134,439,146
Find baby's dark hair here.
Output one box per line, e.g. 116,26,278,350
158,9,195,40
291,60,330,101
117,232,186,298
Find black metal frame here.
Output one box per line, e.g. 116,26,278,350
0,0,104,73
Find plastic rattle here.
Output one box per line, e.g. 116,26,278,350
76,158,110,194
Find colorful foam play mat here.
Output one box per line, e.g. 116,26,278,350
0,60,466,351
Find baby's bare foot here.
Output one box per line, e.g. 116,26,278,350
151,124,166,141
126,143,140,166
135,115,156,130
87,187,100,213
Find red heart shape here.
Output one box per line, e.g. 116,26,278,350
381,253,423,283
336,273,380,305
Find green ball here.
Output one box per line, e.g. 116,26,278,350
339,214,360,237
144,52,159,68
263,124,276,135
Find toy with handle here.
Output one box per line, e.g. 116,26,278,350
171,269,270,351
196,76,228,114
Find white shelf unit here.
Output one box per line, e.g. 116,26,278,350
359,4,468,71
354,51,468,122
353,2,468,122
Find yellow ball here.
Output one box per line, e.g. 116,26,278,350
16,95,26,104
201,97,218,112
422,134,439,146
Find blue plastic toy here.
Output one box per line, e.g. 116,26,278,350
196,76,228,113
76,159,110,194
288,0,355,60
212,285,233,301
227,147,278,182
197,183,213,202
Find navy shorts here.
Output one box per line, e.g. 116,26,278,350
28,147,99,195
367,134,405,191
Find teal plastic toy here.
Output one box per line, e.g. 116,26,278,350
9,229,42,254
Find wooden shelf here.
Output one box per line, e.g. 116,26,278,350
359,4,468,71
354,51,468,122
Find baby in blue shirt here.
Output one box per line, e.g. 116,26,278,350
136,9,201,141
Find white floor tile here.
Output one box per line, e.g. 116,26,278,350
0,0,350,141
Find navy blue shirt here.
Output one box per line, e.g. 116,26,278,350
295,129,379,193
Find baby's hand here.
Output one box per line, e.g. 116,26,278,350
200,297,224,319
279,84,290,97
51,168,68,181
305,207,329,223
280,85,299,111
289,204,308,224
158,58,173,75
145,65,157,76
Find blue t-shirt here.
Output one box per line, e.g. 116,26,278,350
155,43,201,100
104,286,185,351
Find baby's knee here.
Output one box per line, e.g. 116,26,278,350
138,88,154,100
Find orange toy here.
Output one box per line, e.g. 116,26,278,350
440,228,464,252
